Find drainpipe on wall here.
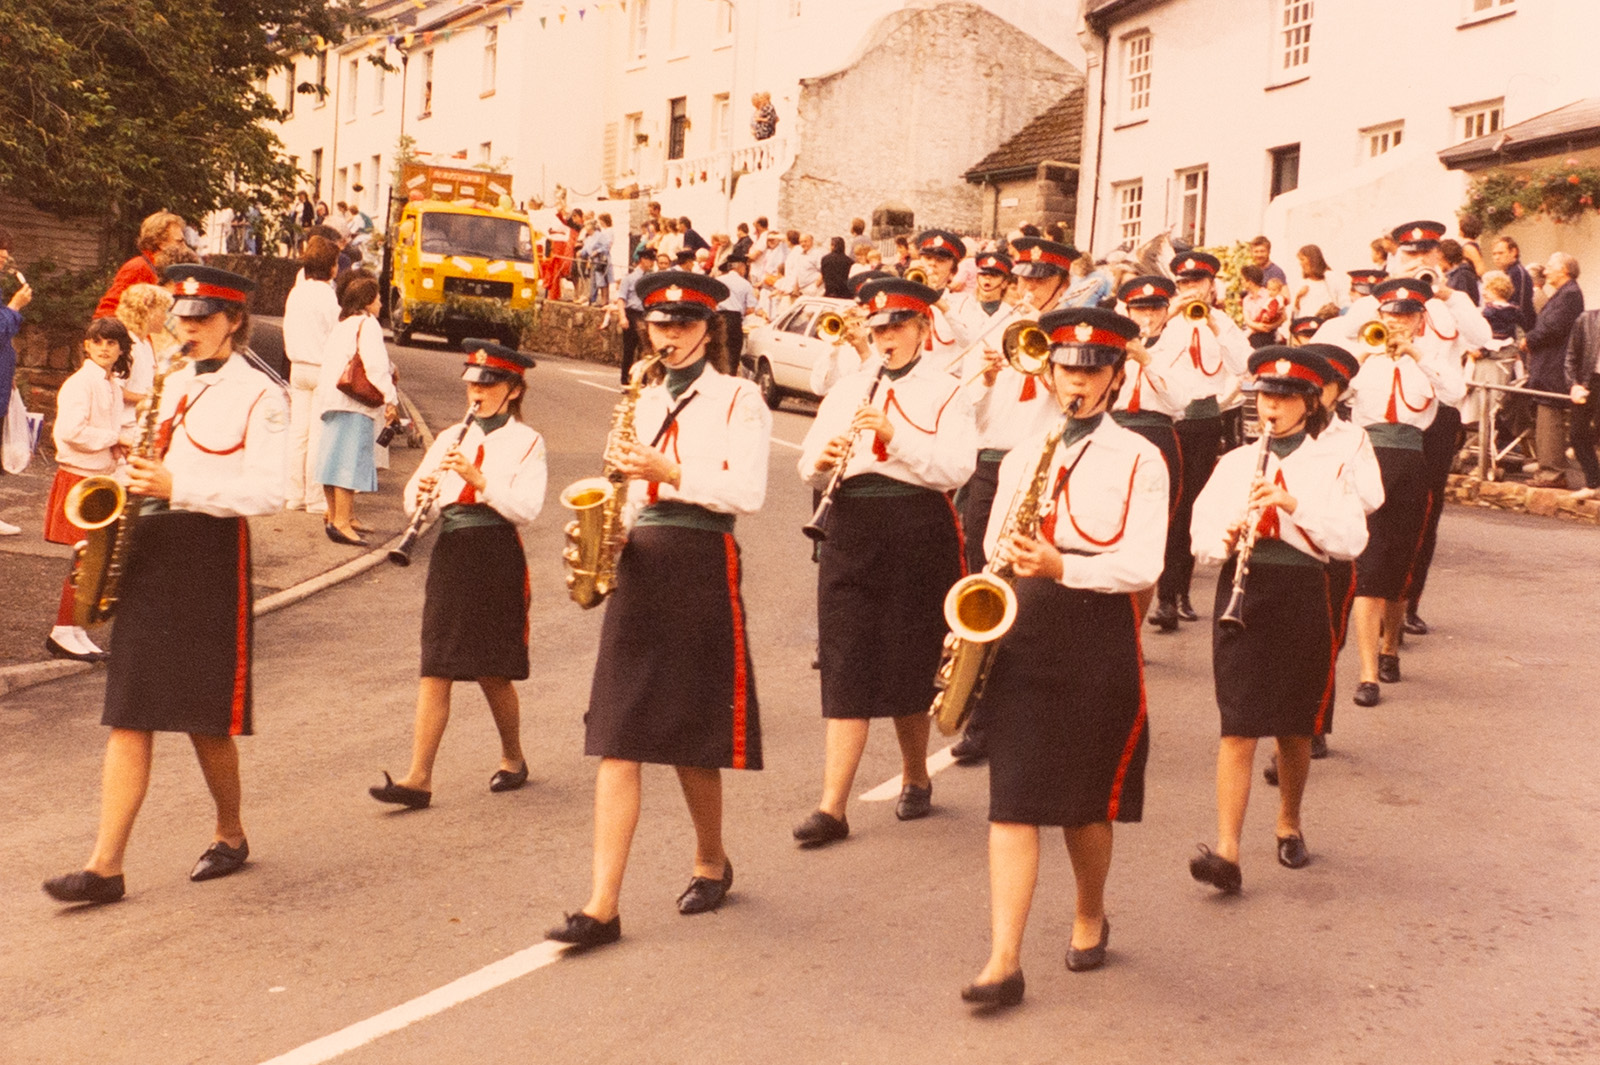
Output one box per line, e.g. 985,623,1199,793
1086,15,1110,254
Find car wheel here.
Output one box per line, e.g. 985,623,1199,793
389,290,413,344
756,359,783,410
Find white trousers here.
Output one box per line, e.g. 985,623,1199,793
288,364,324,510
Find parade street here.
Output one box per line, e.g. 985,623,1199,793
2,337,1596,1065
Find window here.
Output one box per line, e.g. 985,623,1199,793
1363,121,1404,158
420,51,434,117
373,60,385,112
336,166,348,203
351,163,362,207
1177,167,1208,245
788,0,802,17
669,0,681,53
345,58,359,120
1270,143,1300,198
711,93,731,150
1471,0,1515,10
667,96,688,160
623,113,644,175
284,65,296,117
1280,1,1312,73
310,148,323,199
315,50,328,106
370,155,381,211
1456,99,1504,141
482,25,498,95
630,0,650,59
1123,31,1151,116
479,142,492,166
1115,182,1143,241
714,0,733,39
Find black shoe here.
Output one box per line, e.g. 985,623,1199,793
1403,611,1429,636
1310,733,1329,759
43,870,125,905
1176,595,1200,622
896,782,933,821
960,969,1025,1007
190,839,249,882
793,810,849,847
369,771,431,809
1263,753,1279,787
547,911,621,949
1066,918,1110,972
1353,681,1380,707
44,636,109,664
950,731,987,765
1147,600,1179,632
489,763,529,793
677,861,733,915
1277,835,1311,869
1378,653,1401,684
325,524,368,547
1189,844,1241,894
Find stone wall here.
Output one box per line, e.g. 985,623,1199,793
524,300,623,367
781,3,1079,241
1445,474,1600,525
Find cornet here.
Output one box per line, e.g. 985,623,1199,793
904,266,929,286
1358,320,1388,349
1181,299,1210,322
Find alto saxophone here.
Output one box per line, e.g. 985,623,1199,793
929,405,1074,736
560,352,663,608
64,340,192,626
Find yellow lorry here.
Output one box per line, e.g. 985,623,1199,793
384,164,539,347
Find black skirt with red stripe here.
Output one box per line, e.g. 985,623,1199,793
982,578,1148,827
103,511,254,736
816,488,964,719
1212,558,1334,739
585,525,761,770
421,523,530,680
1356,446,1428,600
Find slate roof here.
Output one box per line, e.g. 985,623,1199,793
1439,98,1600,170
964,87,1086,183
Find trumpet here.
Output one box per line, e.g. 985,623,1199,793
802,364,888,542
389,400,481,566
1217,424,1276,630
1181,299,1211,322
1358,320,1389,349
904,266,929,286
816,311,846,342
952,317,1052,388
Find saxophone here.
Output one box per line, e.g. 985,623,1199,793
560,353,662,608
64,340,192,626
929,406,1073,735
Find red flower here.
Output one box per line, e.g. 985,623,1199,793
1512,202,1525,217
1569,174,1582,185
1582,195,1594,207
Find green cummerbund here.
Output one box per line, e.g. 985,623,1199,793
838,472,935,499
441,502,513,535
634,500,736,534
1363,422,1426,452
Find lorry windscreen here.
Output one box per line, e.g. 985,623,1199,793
420,213,534,262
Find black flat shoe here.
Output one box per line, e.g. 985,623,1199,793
43,870,125,904
1066,918,1110,972
677,860,733,915
369,771,431,809
547,911,621,949
1176,595,1200,622
793,810,849,847
489,763,529,792
895,782,933,821
1310,733,1329,759
1189,844,1242,894
1263,753,1279,787
190,839,249,882
44,636,109,664
325,524,368,547
950,731,987,764
960,969,1024,1007
1352,681,1380,707
1403,611,1429,636
1146,600,1178,632
1378,653,1402,684
1277,835,1311,869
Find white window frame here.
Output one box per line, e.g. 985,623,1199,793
482,25,498,96
1278,0,1312,76
788,0,802,18
284,64,296,117
420,50,435,117
310,148,323,199
345,58,359,121
336,166,348,203
623,113,644,176
479,141,493,167
1455,98,1504,142
1122,30,1152,119
630,0,650,60
370,155,381,212
1362,120,1405,159
711,93,731,151
351,163,362,205
315,51,328,107
714,0,733,41
1462,0,1516,26
372,59,385,113
1176,166,1208,246
1115,181,1144,242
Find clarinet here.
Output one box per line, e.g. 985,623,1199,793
388,400,481,567
802,364,889,542
1217,425,1276,630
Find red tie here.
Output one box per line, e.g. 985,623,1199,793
1385,367,1401,424
1256,470,1288,540
456,444,485,503
1189,327,1203,369
872,391,891,461
1020,375,1037,402
1127,366,1143,413
157,394,188,457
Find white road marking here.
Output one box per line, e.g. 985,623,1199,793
561,366,617,378
257,940,568,1065
860,744,958,802
577,380,620,393
770,438,802,451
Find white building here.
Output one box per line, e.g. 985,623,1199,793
1074,0,1600,288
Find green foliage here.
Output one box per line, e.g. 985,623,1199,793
1464,160,1600,230
1198,241,1252,325
0,0,369,249
3,259,112,333
403,294,540,343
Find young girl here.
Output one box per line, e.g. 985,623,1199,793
1188,347,1368,892
113,283,176,428
44,317,134,662
369,340,546,809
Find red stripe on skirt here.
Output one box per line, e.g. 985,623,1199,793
1314,569,1337,735
230,518,250,735
519,531,531,648
723,533,749,770
1335,565,1357,650
1106,593,1148,821
1400,488,1437,600
942,493,970,578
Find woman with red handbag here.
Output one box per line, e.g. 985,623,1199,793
314,274,395,545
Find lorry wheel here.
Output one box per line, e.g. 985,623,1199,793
756,359,783,410
389,290,412,345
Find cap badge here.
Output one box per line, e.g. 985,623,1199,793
873,292,888,310
473,352,487,365
665,285,683,302
1142,284,1155,297
1411,228,1424,240
181,277,199,296
1276,359,1292,376
1183,259,1197,272
1074,322,1095,342
1029,247,1044,261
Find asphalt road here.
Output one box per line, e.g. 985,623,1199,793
2,334,1597,1065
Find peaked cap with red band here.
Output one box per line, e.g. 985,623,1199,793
1302,343,1359,387
1010,238,1078,278
165,264,257,318
1288,315,1323,340
1118,274,1176,307
460,338,536,383
1390,219,1446,251
1169,251,1221,280
1247,345,1333,397
915,229,968,262
637,269,730,322
1373,276,1432,314
857,277,941,328
1038,306,1139,368
975,251,1013,275
1347,268,1387,294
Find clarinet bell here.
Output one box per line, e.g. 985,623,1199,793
1218,587,1246,630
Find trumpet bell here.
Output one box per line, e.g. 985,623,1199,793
1183,300,1210,321
1001,321,1051,376
943,573,1018,643
905,266,929,286
1358,321,1389,349
816,312,846,342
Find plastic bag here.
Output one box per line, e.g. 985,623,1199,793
2,386,42,474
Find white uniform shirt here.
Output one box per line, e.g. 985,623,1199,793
405,418,547,526
1191,434,1369,565
1347,339,1466,431
283,275,340,368
54,361,124,476
158,355,288,517
1320,415,1385,515
985,416,1168,594
626,364,771,523
1172,313,1251,405
928,304,970,375
314,314,397,417
1113,326,1199,420
799,357,977,493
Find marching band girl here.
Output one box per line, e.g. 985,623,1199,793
549,270,770,949
44,265,287,905
961,307,1167,1008
794,278,976,844
368,340,546,810
1188,347,1367,893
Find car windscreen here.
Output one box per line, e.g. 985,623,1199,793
419,213,534,262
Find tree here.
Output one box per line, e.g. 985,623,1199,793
0,0,367,245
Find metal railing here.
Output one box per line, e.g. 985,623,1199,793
1463,378,1572,482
